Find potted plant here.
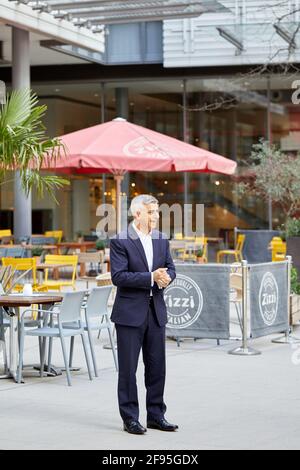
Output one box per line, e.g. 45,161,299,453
76,231,83,243
31,246,44,263
291,267,300,325
95,239,106,252
196,247,205,263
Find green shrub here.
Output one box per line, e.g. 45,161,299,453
196,247,204,258
291,267,300,295
96,239,106,251
31,246,44,257
286,218,300,238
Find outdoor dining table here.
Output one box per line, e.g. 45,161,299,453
36,263,71,283
56,242,97,276
206,237,224,243
0,294,63,383
0,235,14,244
0,244,58,252
78,276,98,289
171,237,223,244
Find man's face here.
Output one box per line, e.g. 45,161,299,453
136,202,159,233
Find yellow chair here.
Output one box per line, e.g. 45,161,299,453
0,229,13,245
41,254,78,291
0,265,16,291
1,257,41,291
217,234,246,263
174,233,196,241
44,230,63,243
174,233,183,240
270,237,287,262
1,259,46,319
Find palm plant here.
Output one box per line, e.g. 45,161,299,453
0,89,69,201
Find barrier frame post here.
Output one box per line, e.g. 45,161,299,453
229,260,261,356
272,256,300,344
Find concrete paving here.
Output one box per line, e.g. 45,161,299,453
1,330,300,450
1,283,300,450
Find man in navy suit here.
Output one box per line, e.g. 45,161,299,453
110,194,178,435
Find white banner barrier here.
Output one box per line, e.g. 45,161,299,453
230,257,300,356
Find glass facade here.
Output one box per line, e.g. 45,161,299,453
0,73,298,238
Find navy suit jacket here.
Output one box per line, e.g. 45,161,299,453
110,223,176,327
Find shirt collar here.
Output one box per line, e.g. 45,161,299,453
132,221,152,239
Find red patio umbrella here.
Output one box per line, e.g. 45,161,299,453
45,118,237,231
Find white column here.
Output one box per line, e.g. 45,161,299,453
116,87,129,231
12,27,32,239
183,79,190,236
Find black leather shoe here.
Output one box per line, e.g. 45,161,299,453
147,418,178,432
123,420,147,435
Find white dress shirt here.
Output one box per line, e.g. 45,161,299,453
132,222,154,294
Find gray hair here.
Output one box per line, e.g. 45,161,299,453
130,194,159,217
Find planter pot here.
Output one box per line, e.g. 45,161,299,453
287,237,300,280
197,257,205,264
100,262,108,274
291,294,300,326
96,249,105,264
96,247,106,254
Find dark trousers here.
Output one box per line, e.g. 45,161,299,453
115,298,167,423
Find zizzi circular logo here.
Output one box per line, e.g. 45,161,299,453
164,274,203,329
259,272,279,326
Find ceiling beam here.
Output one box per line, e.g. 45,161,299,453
62,3,206,20
44,0,216,10
14,0,227,23
75,10,209,25
40,39,105,63
1,0,105,50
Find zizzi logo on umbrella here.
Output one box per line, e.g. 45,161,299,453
123,136,181,159
259,272,279,326
164,274,203,329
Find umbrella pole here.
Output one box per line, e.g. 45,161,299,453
114,175,124,234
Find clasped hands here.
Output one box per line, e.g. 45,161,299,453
153,268,171,289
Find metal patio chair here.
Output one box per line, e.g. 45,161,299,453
17,290,93,386
66,286,118,376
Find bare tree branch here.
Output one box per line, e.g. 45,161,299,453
181,1,300,113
